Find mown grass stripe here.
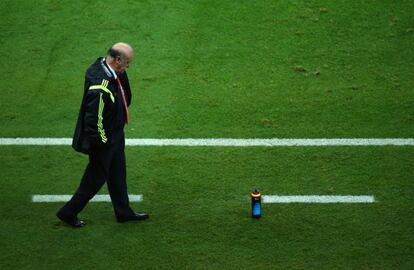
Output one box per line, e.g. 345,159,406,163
32,194,143,202
262,195,375,203
1,138,414,146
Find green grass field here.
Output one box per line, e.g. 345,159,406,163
0,0,413,269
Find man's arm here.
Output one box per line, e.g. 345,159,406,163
84,90,108,148
119,72,132,106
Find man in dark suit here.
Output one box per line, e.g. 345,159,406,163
57,42,149,227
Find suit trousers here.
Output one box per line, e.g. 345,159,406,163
58,137,135,219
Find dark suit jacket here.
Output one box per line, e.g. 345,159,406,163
72,57,132,154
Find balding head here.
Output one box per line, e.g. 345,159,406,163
106,42,134,74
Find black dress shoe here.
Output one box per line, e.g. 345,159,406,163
56,212,86,228
117,212,149,223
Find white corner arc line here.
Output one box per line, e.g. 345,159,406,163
262,195,375,203
1,138,414,146
32,194,143,202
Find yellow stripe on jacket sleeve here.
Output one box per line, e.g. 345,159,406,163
88,79,115,103
97,92,108,143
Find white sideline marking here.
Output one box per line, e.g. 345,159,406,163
1,138,414,146
32,194,143,202
262,195,375,203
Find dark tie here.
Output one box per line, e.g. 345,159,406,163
116,77,130,124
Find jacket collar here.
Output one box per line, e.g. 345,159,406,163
99,57,117,80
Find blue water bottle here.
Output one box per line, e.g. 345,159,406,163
251,189,261,218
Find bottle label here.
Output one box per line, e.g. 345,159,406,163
253,202,261,216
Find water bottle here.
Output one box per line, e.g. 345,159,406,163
251,189,261,218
